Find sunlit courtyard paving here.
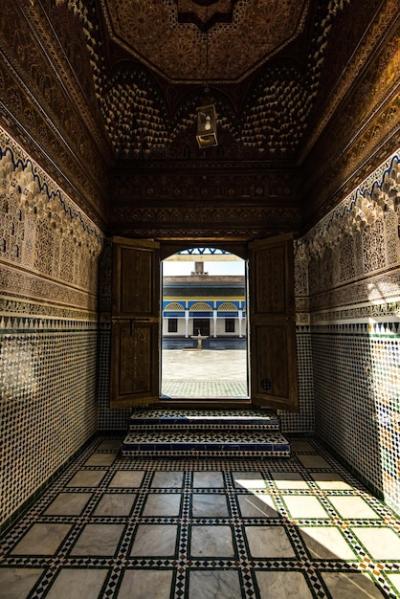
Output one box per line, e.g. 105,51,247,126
161,349,248,398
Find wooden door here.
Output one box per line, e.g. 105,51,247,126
110,237,160,407
248,234,298,410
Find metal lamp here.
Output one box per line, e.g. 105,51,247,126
196,104,218,149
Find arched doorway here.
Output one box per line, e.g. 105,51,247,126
109,235,298,411
161,247,249,400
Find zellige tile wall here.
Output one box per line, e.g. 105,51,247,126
301,150,400,514
0,129,103,527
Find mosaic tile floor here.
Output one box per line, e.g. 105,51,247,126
162,380,248,398
1,437,400,598
161,350,248,398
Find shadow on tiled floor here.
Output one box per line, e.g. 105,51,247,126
0,437,399,598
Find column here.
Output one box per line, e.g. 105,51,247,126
185,311,189,338
213,310,217,338
238,310,243,338
185,301,189,338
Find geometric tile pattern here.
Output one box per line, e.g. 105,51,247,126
312,324,400,515
123,408,289,458
0,133,102,532
279,326,315,434
162,379,248,399
129,408,280,430
1,437,399,598
0,324,98,528
121,431,291,458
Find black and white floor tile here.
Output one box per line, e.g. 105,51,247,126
0,437,399,598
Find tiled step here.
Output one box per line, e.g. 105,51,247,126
121,431,290,458
128,408,280,432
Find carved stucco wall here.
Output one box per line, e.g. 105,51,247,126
297,149,400,514
0,127,103,528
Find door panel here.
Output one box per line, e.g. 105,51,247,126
111,237,160,407
249,234,298,410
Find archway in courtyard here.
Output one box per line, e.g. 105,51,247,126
161,248,249,400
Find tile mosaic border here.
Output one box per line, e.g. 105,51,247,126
1,436,400,598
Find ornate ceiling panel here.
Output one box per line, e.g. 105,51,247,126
49,0,369,160
100,0,309,83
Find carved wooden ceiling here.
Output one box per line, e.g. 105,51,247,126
42,0,385,162
1,0,397,238
100,0,309,83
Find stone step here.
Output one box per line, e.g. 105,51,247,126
128,408,280,432
121,431,290,458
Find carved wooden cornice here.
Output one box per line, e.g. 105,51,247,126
112,164,298,205
21,0,111,161
110,204,300,239
0,2,109,223
301,20,400,226
300,0,399,163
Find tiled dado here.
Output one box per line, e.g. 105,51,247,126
0,316,98,527
1,436,400,598
311,322,400,515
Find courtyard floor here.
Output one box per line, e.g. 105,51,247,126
1,437,400,598
161,349,248,398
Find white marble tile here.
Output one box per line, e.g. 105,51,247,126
352,527,400,560
327,496,378,519
233,472,266,490
142,493,181,516
245,526,295,558
117,569,173,599
94,493,136,516
70,524,124,556
256,571,312,598
85,453,117,466
298,454,331,469
0,568,43,599
97,440,121,451
310,472,352,490
130,525,177,557
238,494,277,518
11,524,71,555
109,471,144,488
193,472,224,488
45,493,92,516
283,496,328,519
67,470,106,488
151,472,183,488
300,526,356,560
46,568,108,599
322,572,384,598
189,570,241,599
291,440,316,453
272,472,309,490
192,494,229,517
191,525,235,558
387,574,400,594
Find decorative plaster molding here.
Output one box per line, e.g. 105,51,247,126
0,128,103,257
296,150,400,262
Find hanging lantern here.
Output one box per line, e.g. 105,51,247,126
196,104,218,149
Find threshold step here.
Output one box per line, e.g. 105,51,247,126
121,431,290,458
129,408,280,431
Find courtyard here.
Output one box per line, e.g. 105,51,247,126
161,349,248,398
